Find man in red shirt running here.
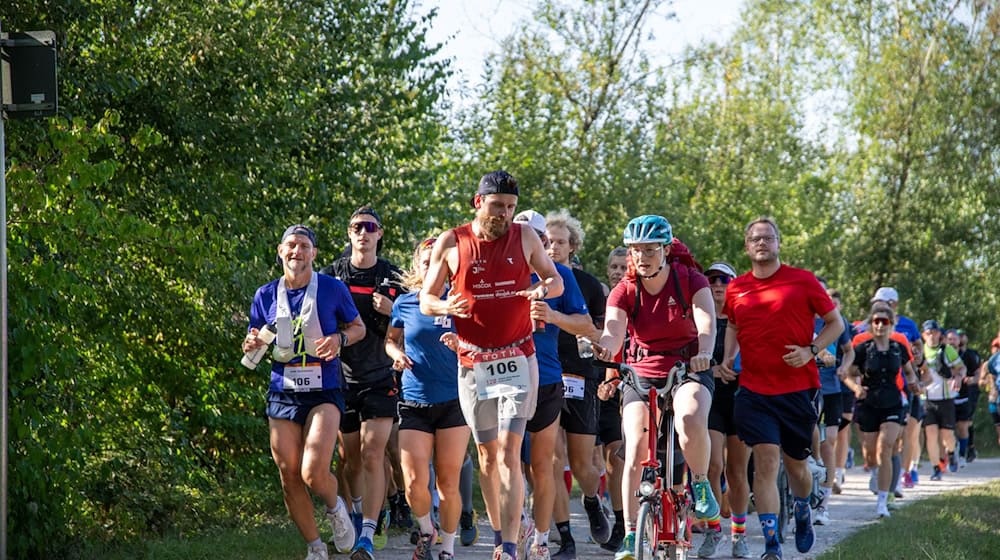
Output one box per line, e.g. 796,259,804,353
721,217,843,560
420,171,564,560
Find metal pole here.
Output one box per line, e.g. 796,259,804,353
0,17,8,559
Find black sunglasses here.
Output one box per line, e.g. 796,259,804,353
350,222,380,234
708,275,732,285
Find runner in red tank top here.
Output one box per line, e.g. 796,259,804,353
420,171,564,560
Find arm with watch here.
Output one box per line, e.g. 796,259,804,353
786,307,845,368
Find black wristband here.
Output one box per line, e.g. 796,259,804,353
340,331,348,349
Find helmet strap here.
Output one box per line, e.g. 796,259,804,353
640,265,664,279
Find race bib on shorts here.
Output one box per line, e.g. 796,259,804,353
473,347,530,400
562,374,585,400
282,363,322,392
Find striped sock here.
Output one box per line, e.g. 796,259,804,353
361,518,377,541
707,513,722,533
731,512,747,537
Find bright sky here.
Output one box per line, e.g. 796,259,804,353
421,0,746,94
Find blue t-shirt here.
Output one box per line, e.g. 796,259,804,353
250,273,359,392
815,316,852,394
389,291,458,404
532,263,589,386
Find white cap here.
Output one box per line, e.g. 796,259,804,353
871,286,899,303
706,262,737,278
513,209,547,235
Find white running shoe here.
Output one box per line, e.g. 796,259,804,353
328,499,357,553
813,506,830,526
876,504,891,518
306,546,330,560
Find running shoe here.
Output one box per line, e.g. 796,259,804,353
614,532,635,560
692,479,721,520
460,510,478,546
730,534,750,559
518,515,535,560
327,503,358,553
528,543,551,560
697,529,722,558
413,528,437,560
930,466,943,481
493,545,514,560
438,552,454,560
938,458,948,474
793,503,814,553
600,524,624,553
876,504,891,518
948,452,958,473
306,545,330,560
350,536,375,560
761,552,782,560
910,467,919,485
957,453,967,469
967,447,977,463
551,540,576,560
812,506,830,526
893,489,904,499
901,471,914,489
582,495,612,544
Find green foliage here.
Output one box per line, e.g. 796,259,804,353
2,0,447,557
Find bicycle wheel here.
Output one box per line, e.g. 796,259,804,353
636,501,658,560
776,466,789,544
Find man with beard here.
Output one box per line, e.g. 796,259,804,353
721,217,843,560
420,171,564,560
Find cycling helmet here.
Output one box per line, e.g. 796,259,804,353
623,215,673,245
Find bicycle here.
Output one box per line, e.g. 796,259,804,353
596,359,693,560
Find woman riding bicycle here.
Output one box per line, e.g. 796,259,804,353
593,215,717,560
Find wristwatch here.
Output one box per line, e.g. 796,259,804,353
809,344,820,356
339,332,349,350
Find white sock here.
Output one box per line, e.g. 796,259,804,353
534,529,549,546
441,531,456,554
352,497,363,514
361,518,377,540
877,491,888,507
417,513,434,536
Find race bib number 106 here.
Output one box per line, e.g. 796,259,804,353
473,347,530,400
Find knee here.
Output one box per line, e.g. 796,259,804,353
361,445,386,471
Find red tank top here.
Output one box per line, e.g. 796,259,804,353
451,222,534,365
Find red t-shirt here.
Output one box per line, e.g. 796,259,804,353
852,331,913,392
607,264,709,378
450,222,534,366
723,264,835,395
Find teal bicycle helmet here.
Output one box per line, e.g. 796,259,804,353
623,215,673,245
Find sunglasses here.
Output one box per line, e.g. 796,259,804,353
872,317,891,326
350,221,380,234
708,275,732,285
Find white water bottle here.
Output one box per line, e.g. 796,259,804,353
241,324,277,369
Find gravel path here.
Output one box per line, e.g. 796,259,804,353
362,457,999,560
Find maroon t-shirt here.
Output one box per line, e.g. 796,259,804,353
607,264,709,378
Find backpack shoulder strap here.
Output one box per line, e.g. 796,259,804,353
669,262,691,318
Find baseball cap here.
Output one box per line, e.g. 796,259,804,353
513,209,546,235
350,205,382,227
470,170,519,207
706,262,737,278
871,286,899,303
922,319,941,332
281,224,317,246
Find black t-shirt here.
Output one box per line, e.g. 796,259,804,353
853,339,910,408
557,268,606,378
958,348,982,399
319,256,403,385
